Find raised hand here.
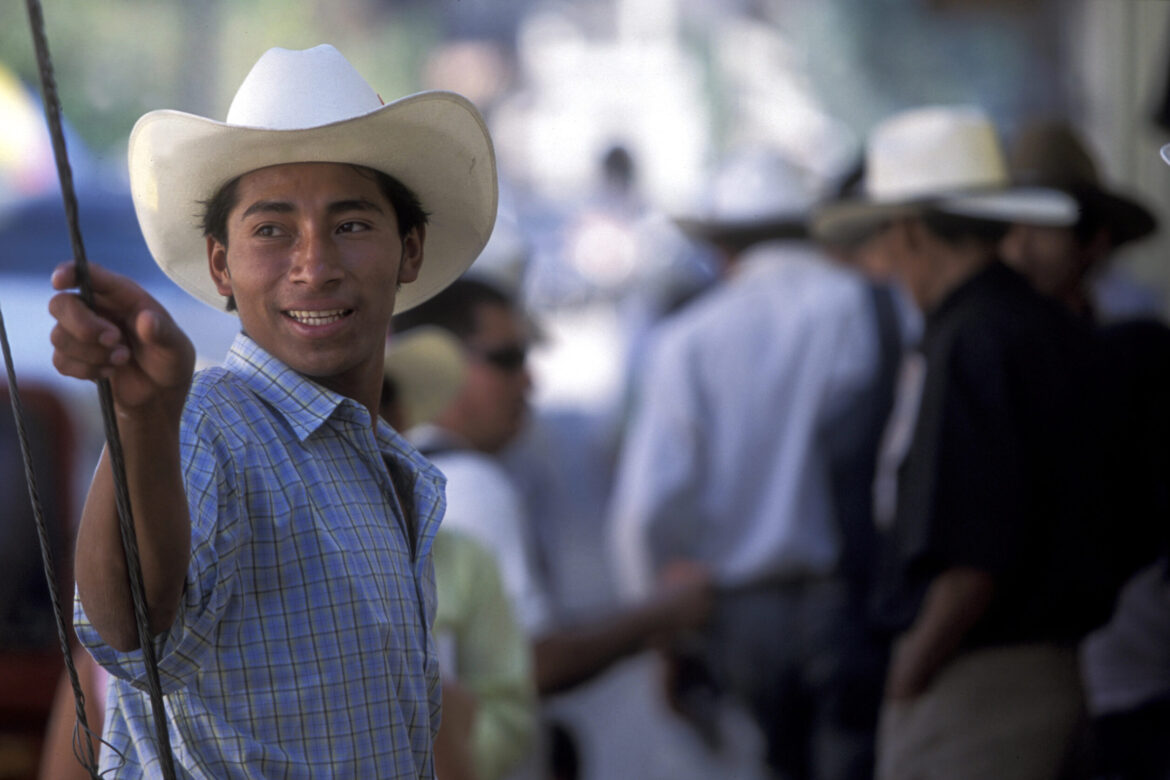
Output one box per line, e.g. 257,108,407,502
48,260,195,418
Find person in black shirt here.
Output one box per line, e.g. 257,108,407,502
813,105,1110,780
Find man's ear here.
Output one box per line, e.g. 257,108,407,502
397,226,426,284
208,236,233,297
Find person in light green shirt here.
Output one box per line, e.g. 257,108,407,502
382,326,537,780
433,527,538,780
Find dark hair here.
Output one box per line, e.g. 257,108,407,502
199,164,429,311
920,208,1010,245
392,277,513,343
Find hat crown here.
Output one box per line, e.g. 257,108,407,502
706,149,813,222
1009,120,1100,190
866,106,1008,201
225,45,382,129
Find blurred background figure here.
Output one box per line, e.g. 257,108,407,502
1002,119,1161,323
382,327,539,780
814,104,1116,780
394,277,715,780
608,146,886,780
1004,119,1170,780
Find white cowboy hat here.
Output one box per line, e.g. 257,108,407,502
673,147,814,247
383,326,467,430
128,44,497,314
811,105,1077,244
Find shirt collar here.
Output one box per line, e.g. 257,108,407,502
223,332,358,442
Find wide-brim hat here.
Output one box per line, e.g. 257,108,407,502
383,325,467,429
673,148,812,249
811,105,1077,245
128,44,498,314
1010,119,1156,247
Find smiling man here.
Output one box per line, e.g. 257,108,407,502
46,45,496,777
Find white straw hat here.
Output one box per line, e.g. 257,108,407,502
673,148,813,245
128,44,498,313
811,105,1076,244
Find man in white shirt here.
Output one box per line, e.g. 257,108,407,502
608,149,888,780
394,277,714,776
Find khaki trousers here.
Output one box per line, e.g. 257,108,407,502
877,643,1089,780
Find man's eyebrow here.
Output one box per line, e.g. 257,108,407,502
327,198,386,216
237,198,386,220
239,200,294,220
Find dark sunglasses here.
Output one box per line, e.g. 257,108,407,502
473,344,528,372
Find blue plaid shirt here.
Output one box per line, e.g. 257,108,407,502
75,333,445,778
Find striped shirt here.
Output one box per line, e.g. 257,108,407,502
75,333,445,778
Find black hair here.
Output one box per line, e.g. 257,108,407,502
199,164,429,311
392,277,513,343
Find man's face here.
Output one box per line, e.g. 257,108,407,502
1001,223,1087,302
441,301,532,453
857,218,931,310
207,162,423,405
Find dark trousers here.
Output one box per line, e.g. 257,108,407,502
681,576,888,780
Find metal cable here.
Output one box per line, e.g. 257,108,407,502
21,1,178,776
0,310,100,779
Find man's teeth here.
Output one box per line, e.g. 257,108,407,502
287,309,348,325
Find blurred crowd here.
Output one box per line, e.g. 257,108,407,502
15,65,1170,780
365,105,1169,780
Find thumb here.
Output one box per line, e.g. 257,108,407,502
131,307,195,385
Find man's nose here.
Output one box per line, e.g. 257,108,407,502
290,225,343,285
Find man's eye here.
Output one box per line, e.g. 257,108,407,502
254,224,283,238
337,221,370,234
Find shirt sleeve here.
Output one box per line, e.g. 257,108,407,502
75,400,248,695
436,453,553,636
928,325,1030,575
607,327,706,599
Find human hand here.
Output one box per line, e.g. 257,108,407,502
48,261,194,419
434,678,479,780
884,633,934,702
654,559,715,635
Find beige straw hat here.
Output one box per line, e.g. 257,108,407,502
383,326,467,430
128,44,497,313
812,105,1077,244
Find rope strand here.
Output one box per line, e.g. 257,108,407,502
0,309,100,779
22,1,178,776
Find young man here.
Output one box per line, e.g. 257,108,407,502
813,105,1114,779
47,45,496,776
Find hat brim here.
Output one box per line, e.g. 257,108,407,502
129,90,497,314
811,186,1078,245
1078,186,1158,247
674,213,809,248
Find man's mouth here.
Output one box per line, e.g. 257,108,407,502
284,308,352,326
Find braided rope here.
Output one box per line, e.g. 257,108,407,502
19,1,178,776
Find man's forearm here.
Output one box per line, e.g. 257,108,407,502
75,410,191,652
886,566,996,700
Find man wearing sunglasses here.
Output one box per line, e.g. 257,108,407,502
393,276,714,774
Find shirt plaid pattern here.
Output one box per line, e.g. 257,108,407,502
75,333,445,779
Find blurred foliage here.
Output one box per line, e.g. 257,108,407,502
1,0,440,157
